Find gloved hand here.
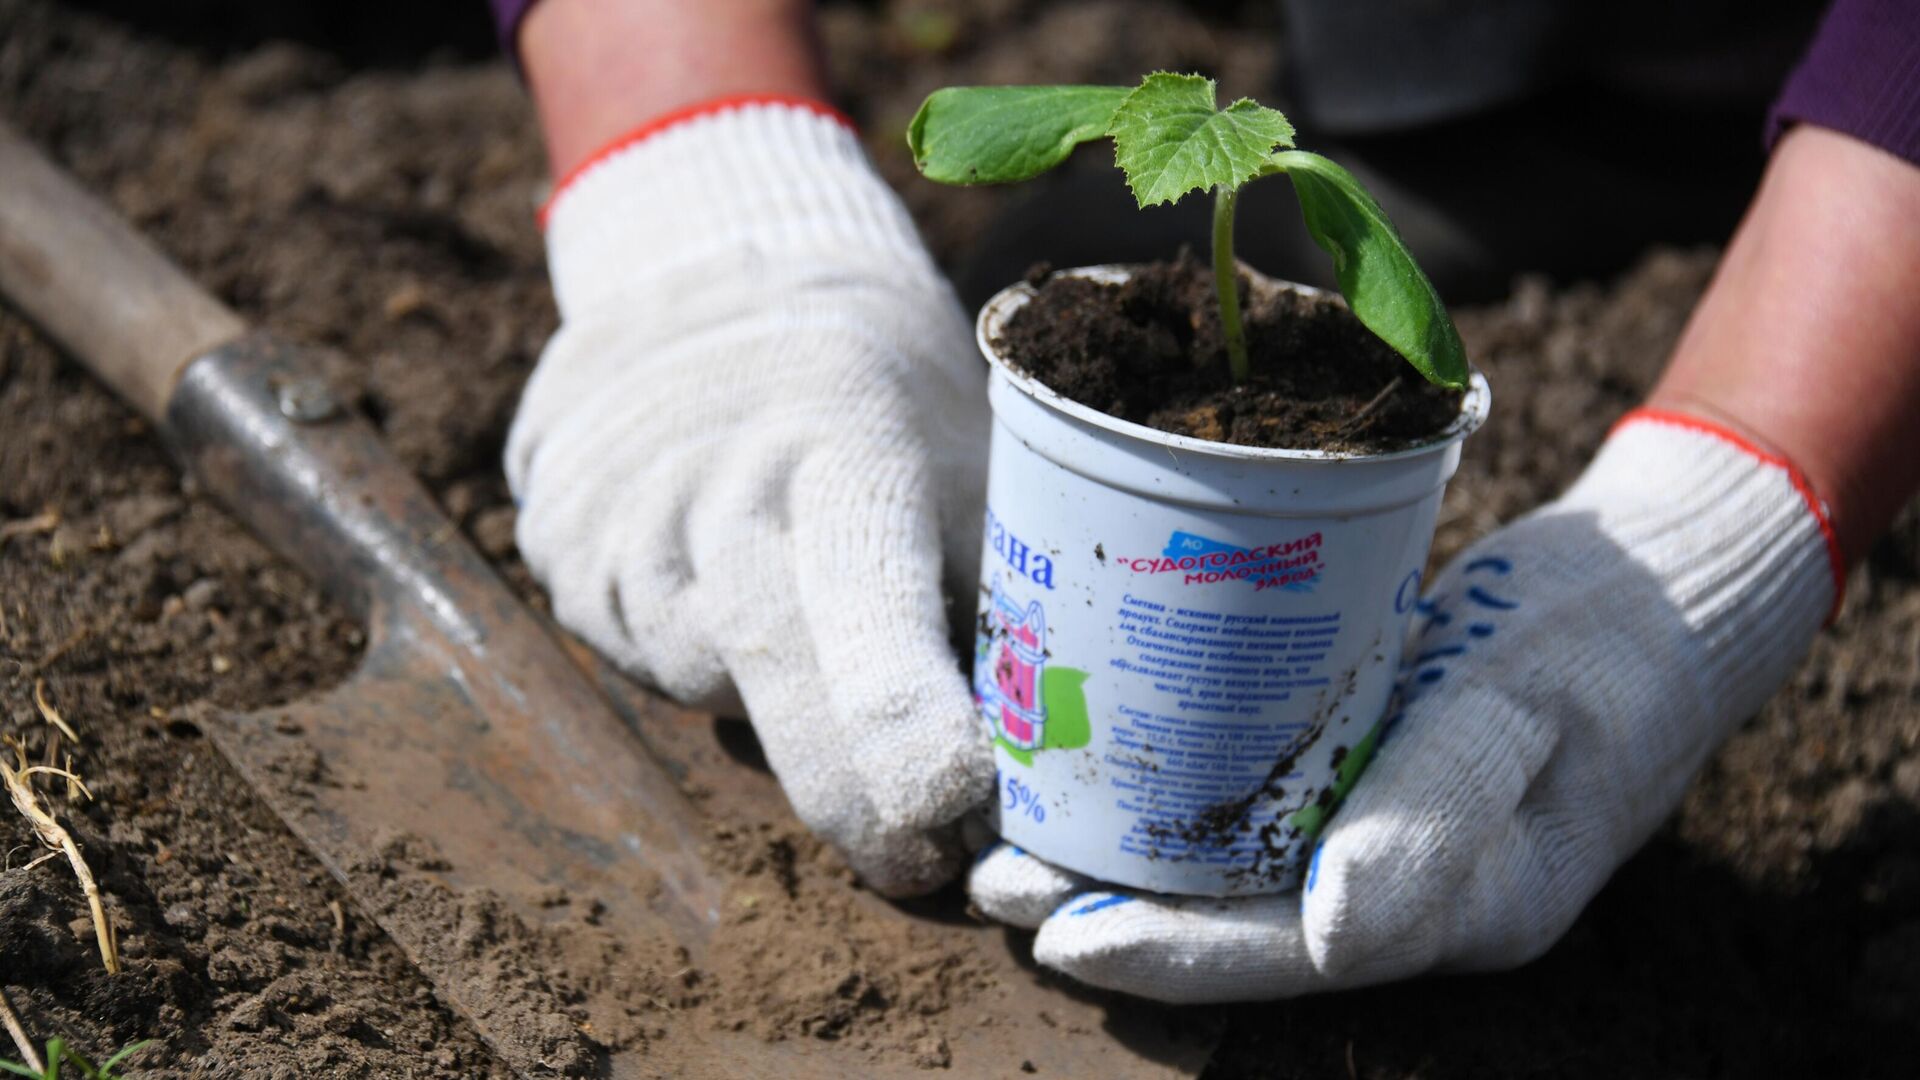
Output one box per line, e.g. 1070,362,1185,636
969,410,1841,1000
506,98,995,896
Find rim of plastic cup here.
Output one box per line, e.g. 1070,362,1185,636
978,265,1491,465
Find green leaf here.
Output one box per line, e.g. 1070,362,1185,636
0,1061,45,1079
1107,73,1294,208
95,1042,151,1078
907,85,1131,185
1263,150,1469,389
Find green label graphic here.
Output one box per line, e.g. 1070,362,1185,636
1289,714,1385,839
996,667,1091,766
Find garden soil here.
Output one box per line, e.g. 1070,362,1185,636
997,255,1463,453
1,1,1917,1077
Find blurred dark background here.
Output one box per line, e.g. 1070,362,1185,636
47,0,1827,303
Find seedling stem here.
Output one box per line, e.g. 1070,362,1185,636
1211,185,1249,383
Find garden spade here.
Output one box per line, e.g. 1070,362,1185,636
0,122,1214,1078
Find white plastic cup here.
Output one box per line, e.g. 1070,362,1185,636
972,267,1490,897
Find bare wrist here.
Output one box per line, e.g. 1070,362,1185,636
521,0,828,180
1647,126,1920,566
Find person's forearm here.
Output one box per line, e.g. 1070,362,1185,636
519,0,828,181
1648,125,1920,565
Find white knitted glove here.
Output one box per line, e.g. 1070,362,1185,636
506,99,994,896
970,411,1841,1000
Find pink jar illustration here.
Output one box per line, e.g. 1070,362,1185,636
980,585,1047,751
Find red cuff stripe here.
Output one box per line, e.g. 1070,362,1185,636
1611,407,1847,623
538,94,855,228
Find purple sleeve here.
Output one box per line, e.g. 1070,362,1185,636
490,0,538,63
1767,0,1920,166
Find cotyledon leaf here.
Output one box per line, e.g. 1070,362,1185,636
907,85,1131,185
1106,72,1294,208
1262,149,1469,389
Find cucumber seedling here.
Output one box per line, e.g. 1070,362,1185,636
908,72,1468,390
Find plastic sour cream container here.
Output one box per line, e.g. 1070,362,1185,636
973,266,1489,896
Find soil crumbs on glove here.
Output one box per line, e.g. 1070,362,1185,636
997,253,1464,453
3,1,1919,1078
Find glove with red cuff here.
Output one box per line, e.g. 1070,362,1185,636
506,98,995,896
970,409,1843,1001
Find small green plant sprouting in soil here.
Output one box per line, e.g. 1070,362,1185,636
908,72,1468,390
0,1039,151,1079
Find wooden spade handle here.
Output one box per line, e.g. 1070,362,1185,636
0,121,246,422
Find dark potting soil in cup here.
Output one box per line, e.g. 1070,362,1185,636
997,252,1465,453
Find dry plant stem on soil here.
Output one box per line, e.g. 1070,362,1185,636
0,987,42,1074
31,682,78,743
1,743,117,974
31,683,82,803
0,511,58,552
29,626,91,675
1336,377,1403,436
